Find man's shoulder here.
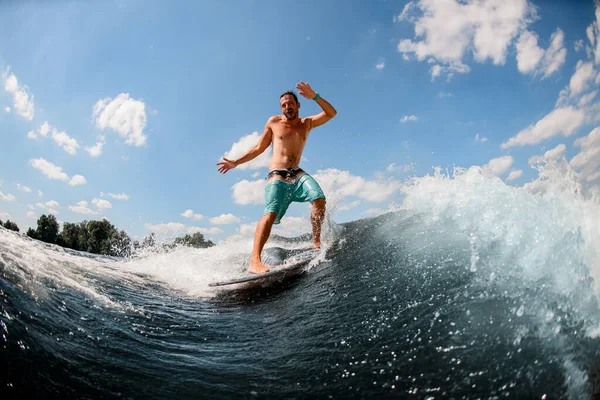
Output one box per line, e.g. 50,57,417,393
267,115,282,124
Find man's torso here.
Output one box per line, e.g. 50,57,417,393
268,116,311,174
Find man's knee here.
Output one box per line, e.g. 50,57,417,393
262,212,278,223
312,197,326,210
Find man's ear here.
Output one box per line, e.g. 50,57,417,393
297,101,301,109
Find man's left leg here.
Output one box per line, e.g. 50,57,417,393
311,198,326,248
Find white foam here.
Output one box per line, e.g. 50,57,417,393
400,161,600,323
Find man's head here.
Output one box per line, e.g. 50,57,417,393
280,90,300,120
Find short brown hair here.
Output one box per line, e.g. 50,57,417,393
280,91,298,103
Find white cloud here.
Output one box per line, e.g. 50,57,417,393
93,93,148,146
578,91,598,108
36,200,59,215
52,130,79,155
68,175,87,186
394,1,417,23
17,184,31,192
231,179,266,205
376,61,385,70
193,227,223,235
506,169,523,182
364,207,386,216
26,211,36,219
516,30,545,73
272,216,311,236
69,201,98,215
569,61,596,96
528,143,566,165
516,28,567,78
542,29,568,78
45,200,59,209
237,222,257,237
429,62,470,80
338,200,361,211
474,133,488,143
30,158,69,181
144,222,222,236
587,171,600,183
92,198,112,209
482,155,513,177
37,189,43,197
222,131,272,170
100,192,129,200
437,92,453,98
397,0,534,79
31,121,80,155
0,211,10,220
386,163,413,173
570,126,600,182
4,106,10,113
47,207,60,216
38,121,51,137
587,23,595,48
575,39,584,53
501,107,585,149
592,6,600,64
0,191,15,201
210,213,241,225
181,209,204,221
3,68,34,120
400,115,419,123
85,135,105,157
314,168,403,203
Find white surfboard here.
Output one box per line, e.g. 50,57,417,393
209,248,321,287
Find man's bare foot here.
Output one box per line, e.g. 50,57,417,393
248,260,270,274
313,243,321,249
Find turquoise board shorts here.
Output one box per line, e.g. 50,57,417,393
264,173,326,224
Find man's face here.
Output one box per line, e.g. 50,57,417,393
280,95,299,120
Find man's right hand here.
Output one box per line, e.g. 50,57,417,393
217,158,237,174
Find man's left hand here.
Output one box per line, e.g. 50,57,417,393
296,81,317,100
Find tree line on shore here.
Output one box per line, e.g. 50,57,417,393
0,214,215,257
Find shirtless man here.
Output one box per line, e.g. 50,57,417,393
217,81,337,274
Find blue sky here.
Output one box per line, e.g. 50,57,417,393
1,0,599,242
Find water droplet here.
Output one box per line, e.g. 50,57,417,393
516,305,525,317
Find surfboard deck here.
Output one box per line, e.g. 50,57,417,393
209,248,321,287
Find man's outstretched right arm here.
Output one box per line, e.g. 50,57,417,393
217,118,274,174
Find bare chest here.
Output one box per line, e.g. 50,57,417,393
272,121,309,142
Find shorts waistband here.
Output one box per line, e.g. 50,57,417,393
266,167,304,180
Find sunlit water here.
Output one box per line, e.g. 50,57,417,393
2,162,600,399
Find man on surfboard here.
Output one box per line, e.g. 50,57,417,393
217,81,337,274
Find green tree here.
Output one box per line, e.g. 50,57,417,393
142,233,156,248
3,220,20,232
110,229,132,257
85,219,114,255
34,214,59,244
173,232,214,248
77,221,91,252
26,227,38,239
57,222,82,250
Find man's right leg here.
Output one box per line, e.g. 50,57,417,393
249,212,278,274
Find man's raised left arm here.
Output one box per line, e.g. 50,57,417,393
296,81,337,129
